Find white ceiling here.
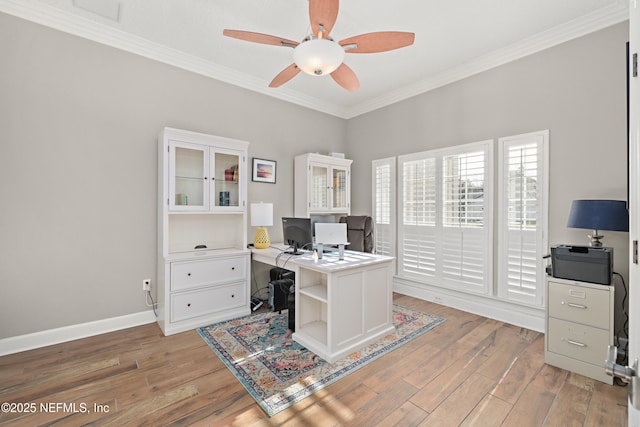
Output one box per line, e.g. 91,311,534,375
0,0,629,118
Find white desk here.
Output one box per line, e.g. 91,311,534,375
251,244,395,363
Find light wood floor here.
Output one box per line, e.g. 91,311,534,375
0,294,628,426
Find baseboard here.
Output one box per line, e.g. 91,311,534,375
0,310,157,356
394,277,545,332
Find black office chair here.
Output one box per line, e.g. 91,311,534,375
339,216,374,253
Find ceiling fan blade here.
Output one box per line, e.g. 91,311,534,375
269,64,301,88
340,31,415,53
331,63,359,92
223,29,299,48
309,0,339,37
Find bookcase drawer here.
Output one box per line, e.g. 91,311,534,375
171,256,246,291
171,282,246,322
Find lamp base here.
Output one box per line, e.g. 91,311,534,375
254,227,270,249
588,229,603,247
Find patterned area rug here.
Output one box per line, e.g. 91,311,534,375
197,304,445,417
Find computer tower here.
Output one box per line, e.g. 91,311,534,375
268,279,294,312
268,267,294,312
270,267,295,282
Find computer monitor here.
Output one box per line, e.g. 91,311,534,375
282,217,313,255
315,223,348,245
310,215,335,237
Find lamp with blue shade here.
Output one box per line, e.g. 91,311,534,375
566,199,629,247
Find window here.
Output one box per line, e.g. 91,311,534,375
397,141,493,294
399,155,437,279
442,151,485,227
498,131,548,306
441,149,490,292
372,158,396,258
373,132,547,308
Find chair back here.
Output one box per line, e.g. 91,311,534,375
339,216,374,253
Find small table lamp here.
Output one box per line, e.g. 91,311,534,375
567,199,629,247
251,202,273,249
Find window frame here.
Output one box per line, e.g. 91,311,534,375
497,130,549,307
372,157,397,262
397,140,493,294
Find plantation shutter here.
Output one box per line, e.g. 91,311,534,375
441,150,488,293
372,157,396,258
498,131,548,306
397,141,492,292
398,155,437,280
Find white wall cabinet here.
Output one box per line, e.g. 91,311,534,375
544,276,614,384
294,153,352,218
157,127,250,335
169,141,245,212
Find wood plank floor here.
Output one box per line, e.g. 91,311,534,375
0,294,628,426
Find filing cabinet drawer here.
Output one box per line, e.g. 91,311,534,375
171,282,246,322
547,318,611,366
548,280,610,329
171,256,246,291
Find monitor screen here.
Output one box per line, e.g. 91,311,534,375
282,217,313,255
310,215,336,237
315,223,348,245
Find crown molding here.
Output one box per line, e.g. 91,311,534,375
0,0,349,118
344,2,629,118
0,0,628,120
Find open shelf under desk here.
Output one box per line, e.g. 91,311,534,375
296,320,328,346
299,285,328,303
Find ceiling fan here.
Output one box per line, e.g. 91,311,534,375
223,0,415,92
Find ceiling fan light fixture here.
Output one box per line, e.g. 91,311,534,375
293,38,345,76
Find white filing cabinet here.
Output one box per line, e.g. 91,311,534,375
544,276,614,383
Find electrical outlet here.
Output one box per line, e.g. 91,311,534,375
142,279,151,291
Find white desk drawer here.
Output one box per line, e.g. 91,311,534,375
171,256,246,292
171,282,246,323
548,281,610,329
547,317,611,366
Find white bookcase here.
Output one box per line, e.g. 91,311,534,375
294,153,352,218
157,127,250,335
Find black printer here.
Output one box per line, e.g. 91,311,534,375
549,245,613,285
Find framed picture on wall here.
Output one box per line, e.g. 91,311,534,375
252,158,276,184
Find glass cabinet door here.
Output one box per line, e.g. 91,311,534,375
170,142,208,211
212,149,243,209
332,167,349,211
311,164,329,211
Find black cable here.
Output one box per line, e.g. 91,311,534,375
613,271,629,365
147,290,158,317
251,244,288,302
251,258,270,301
251,286,270,301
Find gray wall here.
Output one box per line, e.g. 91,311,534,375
0,13,347,338
1,12,630,340
346,23,630,331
